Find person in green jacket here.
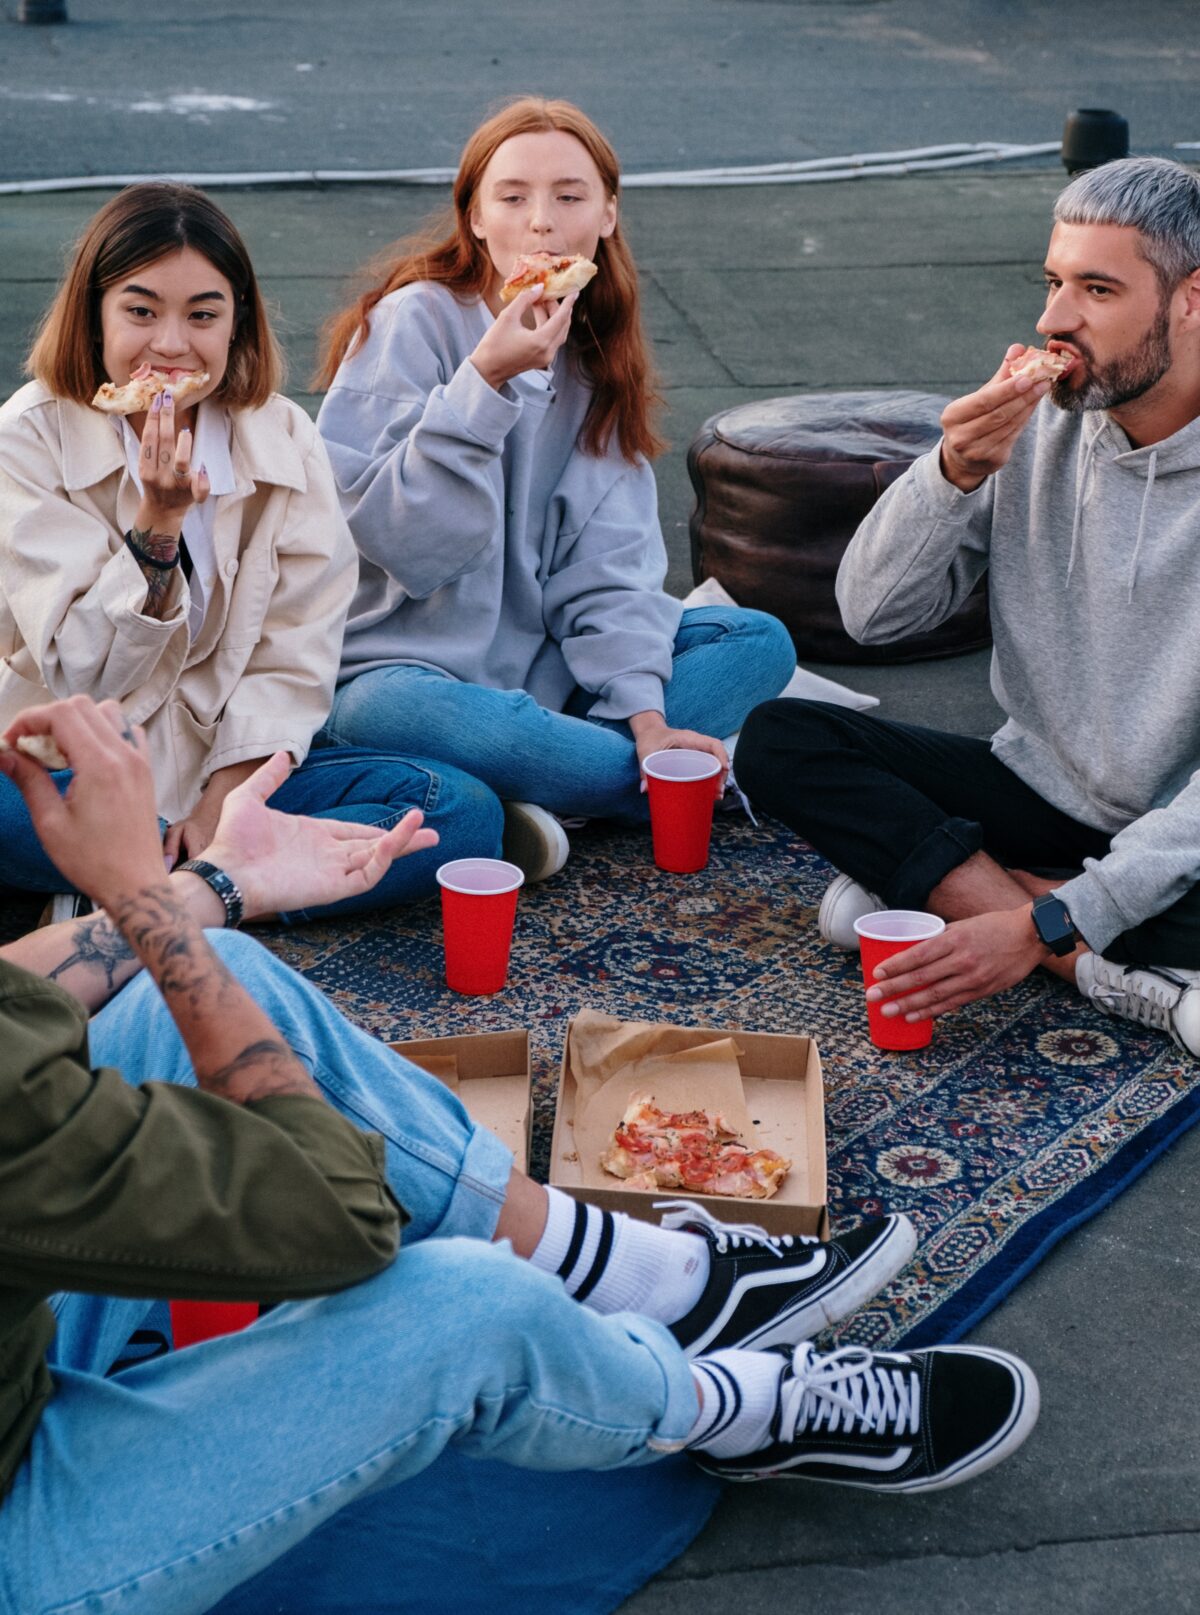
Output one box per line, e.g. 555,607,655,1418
0,696,1039,1615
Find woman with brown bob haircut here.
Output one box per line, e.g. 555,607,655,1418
0,182,501,920
316,98,794,882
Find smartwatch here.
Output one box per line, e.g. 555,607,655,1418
1031,893,1077,957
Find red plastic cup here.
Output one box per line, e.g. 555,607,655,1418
853,910,947,1050
169,1299,259,1349
643,749,723,873
436,858,524,995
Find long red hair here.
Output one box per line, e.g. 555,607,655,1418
314,97,663,461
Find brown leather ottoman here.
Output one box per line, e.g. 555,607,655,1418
687,391,991,665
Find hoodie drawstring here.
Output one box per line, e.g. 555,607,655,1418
1065,429,1096,586
1126,447,1158,601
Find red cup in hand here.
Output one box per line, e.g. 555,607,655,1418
853,910,947,1050
436,857,525,995
643,749,723,873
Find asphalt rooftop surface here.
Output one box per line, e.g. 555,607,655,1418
2,7,1200,1610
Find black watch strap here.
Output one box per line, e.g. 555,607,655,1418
177,859,244,928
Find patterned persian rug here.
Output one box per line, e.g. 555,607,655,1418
256,812,1200,1349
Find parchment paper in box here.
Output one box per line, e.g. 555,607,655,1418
572,1042,762,1191
554,1011,828,1238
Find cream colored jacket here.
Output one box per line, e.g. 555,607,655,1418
0,382,357,821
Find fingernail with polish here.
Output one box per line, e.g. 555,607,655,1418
199,462,208,476
162,390,173,407
151,393,163,413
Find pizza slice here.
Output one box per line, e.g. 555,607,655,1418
601,1096,791,1200
1009,345,1074,383
0,734,70,771
499,251,598,304
91,364,211,416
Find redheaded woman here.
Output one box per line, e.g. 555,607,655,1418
316,98,794,879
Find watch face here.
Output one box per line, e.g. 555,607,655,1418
1034,896,1075,952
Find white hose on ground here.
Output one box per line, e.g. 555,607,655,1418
0,141,1067,197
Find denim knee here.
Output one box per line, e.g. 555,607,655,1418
729,609,796,697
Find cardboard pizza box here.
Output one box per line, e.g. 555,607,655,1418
390,1030,531,1176
549,1015,829,1239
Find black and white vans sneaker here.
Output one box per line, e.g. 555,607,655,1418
696,1341,1039,1493
661,1201,917,1357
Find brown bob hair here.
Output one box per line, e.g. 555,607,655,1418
314,97,664,462
27,182,284,409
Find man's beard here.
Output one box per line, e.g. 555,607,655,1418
1049,301,1172,413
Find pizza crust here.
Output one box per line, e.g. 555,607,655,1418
499,252,598,304
0,734,69,771
91,366,211,416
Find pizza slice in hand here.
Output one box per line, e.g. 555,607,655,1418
92,364,211,416
499,252,598,304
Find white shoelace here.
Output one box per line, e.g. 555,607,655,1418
778,1344,920,1442
1090,963,1183,1033
655,1199,816,1260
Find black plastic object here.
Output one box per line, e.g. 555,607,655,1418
1061,109,1129,175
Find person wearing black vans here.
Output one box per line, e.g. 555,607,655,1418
737,157,1200,1056
0,695,1038,1613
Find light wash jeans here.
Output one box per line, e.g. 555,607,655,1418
0,746,502,922
324,606,796,822
0,933,697,1615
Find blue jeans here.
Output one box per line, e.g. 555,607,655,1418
325,606,795,822
0,746,502,922
0,933,697,1615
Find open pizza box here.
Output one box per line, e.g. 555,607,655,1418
549,1012,829,1239
390,1030,532,1175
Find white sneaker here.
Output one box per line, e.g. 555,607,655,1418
1075,951,1200,1057
502,801,570,884
817,874,884,951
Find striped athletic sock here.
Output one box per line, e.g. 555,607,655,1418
685,1349,785,1456
530,1186,710,1321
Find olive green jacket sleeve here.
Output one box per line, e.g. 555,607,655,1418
0,956,404,1506
0,959,404,1301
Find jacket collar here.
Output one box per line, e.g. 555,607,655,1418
57,392,307,496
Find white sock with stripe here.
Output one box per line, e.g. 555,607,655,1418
686,1349,785,1456
530,1186,710,1321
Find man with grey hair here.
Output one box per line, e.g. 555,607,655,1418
737,156,1200,1052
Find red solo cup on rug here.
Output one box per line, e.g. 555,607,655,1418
169,1300,259,1349
853,910,947,1051
436,858,525,995
643,749,723,873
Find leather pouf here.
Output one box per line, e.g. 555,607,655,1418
686,391,991,665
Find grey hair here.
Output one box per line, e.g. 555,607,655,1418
1054,156,1200,291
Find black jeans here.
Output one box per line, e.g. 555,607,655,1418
736,699,1200,967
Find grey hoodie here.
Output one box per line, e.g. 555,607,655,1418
317,282,681,721
836,401,1200,954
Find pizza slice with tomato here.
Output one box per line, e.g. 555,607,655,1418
601,1096,790,1200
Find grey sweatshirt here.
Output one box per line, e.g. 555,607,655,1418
317,283,681,721
837,402,1200,954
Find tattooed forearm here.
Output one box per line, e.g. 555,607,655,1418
46,912,137,990
202,1038,315,1101
107,882,320,1104
128,523,181,621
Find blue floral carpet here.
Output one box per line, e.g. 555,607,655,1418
257,811,1200,1351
